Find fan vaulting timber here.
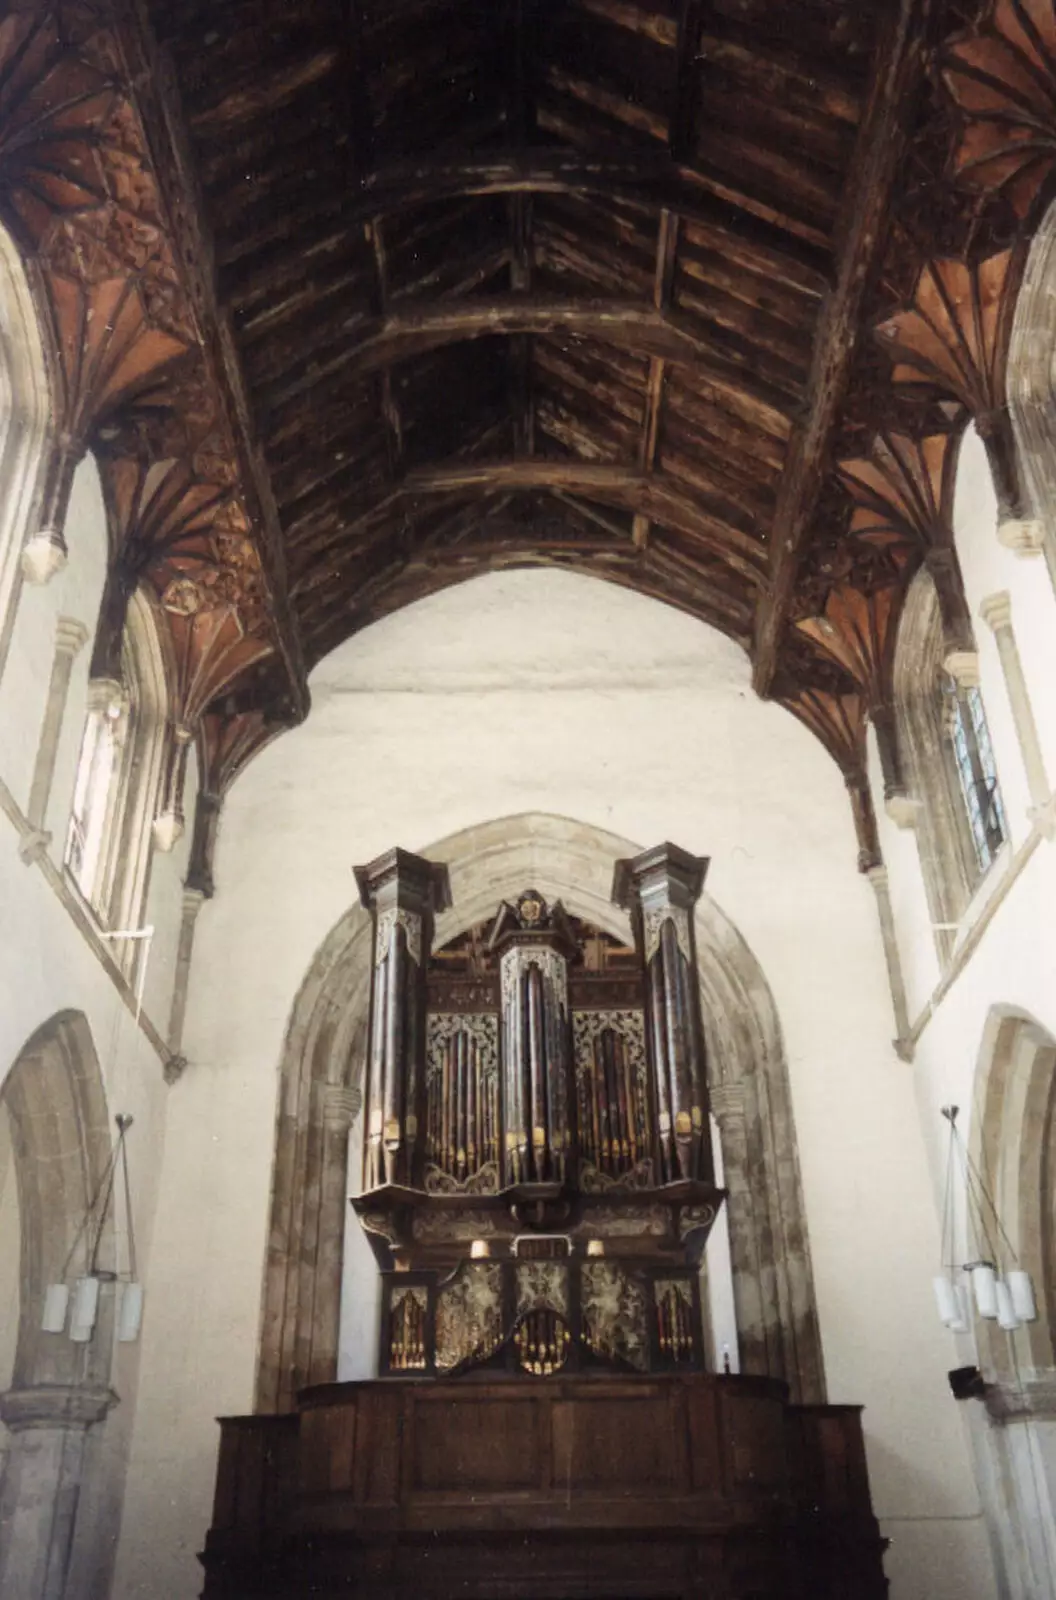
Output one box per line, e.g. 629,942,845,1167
2,0,1052,870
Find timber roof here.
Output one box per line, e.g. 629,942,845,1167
149,0,880,665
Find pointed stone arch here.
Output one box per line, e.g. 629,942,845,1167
0,1010,117,1600
257,812,825,1414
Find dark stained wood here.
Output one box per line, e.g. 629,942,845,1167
201,1374,888,1600
752,0,937,696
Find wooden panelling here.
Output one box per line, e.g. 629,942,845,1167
412,1393,542,1492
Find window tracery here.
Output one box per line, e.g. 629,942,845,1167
894,568,1008,959
64,589,169,946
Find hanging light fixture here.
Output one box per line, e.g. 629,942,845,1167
40,1113,143,1344
933,1105,1038,1337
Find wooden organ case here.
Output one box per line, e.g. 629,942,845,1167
354,844,723,1383
201,845,888,1600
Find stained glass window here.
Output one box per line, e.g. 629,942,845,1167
945,680,1006,874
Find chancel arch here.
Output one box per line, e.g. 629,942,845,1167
256,811,824,1416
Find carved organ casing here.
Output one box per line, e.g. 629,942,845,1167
352,844,724,1380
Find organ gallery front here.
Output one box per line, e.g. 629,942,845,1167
202,844,887,1598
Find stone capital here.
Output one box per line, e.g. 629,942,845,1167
942,648,979,688
985,1376,1056,1424
54,616,89,659
0,1384,118,1433
321,1084,362,1130
979,590,1013,635
181,887,206,918
708,1081,746,1123
85,677,126,718
997,517,1046,557
884,794,921,830
865,865,889,892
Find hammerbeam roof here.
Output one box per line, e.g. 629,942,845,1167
1,0,1050,848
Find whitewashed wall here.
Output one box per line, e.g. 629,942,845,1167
113,567,995,1600
0,452,192,1593
870,425,1056,1597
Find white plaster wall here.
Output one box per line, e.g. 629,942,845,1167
866,424,1056,1595
116,566,994,1600
0,451,192,1595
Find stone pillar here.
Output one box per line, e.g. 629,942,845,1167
926,546,979,685
980,590,1054,836
167,888,205,1058
311,1085,363,1389
186,789,222,897
0,1383,117,1600
866,865,911,1042
613,844,714,1186
19,617,88,864
354,849,451,1189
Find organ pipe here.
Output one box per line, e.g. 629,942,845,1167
354,849,451,1190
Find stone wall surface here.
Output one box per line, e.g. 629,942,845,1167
110,566,996,1600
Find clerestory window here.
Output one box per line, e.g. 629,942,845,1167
944,678,1007,875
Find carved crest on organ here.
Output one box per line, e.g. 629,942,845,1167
351,843,724,1379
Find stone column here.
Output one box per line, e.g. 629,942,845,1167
354,849,451,1189
613,844,714,1185
19,617,88,865
166,888,206,1059
866,865,911,1043
0,1383,117,1600
980,591,1054,837
310,1085,363,1389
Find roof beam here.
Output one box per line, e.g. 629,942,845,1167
751,0,936,696
219,149,833,284
113,6,309,721
262,295,800,424
400,460,766,582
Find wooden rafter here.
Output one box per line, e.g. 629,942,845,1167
752,0,936,696
260,296,800,421
218,149,834,282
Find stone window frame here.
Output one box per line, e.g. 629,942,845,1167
894,568,1007,962
0,227,51,678
63,588,170,961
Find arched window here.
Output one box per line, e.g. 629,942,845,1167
894,568,1007,956
64,588,169,938
0,224,51,668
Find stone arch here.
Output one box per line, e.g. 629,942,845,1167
257,812,825,1413
971,1006,1056,1384
0,1010,113,1388
1007,198,1056,578
0,1010,117,1600
0,222,51,668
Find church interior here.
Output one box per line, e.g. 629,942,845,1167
4,1,1056,1596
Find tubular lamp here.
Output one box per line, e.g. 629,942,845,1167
1008,1270,1037,1323
41,1283,69,1334
995,1280,1020,1333
69,1275,100,1342
971,1264,998,1320
118,1282,144,1343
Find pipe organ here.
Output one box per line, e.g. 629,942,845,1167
353,842,724,1378
205,843,888,1600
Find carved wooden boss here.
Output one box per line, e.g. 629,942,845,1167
353,843,722,1380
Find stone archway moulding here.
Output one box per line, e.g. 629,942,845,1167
0,1009,118,1600
256,812,826,1414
